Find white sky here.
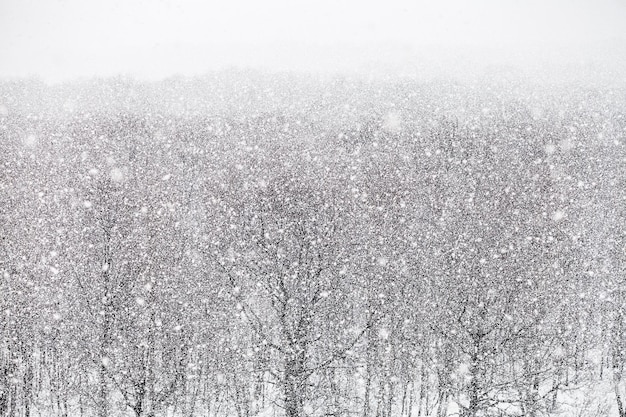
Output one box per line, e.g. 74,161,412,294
1,0,625,81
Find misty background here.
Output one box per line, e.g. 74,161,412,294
1,0,625,82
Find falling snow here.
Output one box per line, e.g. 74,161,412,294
1,3,626,417
1,72,623,417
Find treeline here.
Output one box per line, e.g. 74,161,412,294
0,76,625,417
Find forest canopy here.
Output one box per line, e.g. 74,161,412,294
0,72,625,417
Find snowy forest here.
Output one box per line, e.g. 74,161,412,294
0,72,625,417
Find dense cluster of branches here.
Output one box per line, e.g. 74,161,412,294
0,75,625,417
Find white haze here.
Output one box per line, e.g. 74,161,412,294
1,0,625,82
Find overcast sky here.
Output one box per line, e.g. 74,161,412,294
1,0,625,82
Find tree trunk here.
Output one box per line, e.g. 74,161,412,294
436,392,448,417
98,358,108,417
363,319,375,417
464,332,483,417
23,350,33,417
284,357,305,417
98,226,114,417
614,368,626,417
